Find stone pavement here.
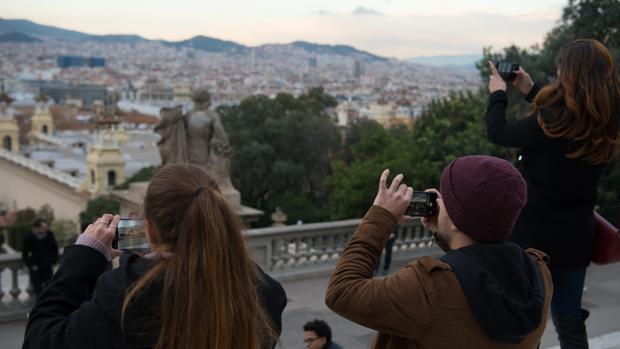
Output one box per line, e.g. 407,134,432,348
3,261,620,349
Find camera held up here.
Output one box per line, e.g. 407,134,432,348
495,61,519,82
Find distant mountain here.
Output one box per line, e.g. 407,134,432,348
254,41,386,62
163,35,247,54
87,34,148,43
0,31,41,43
407,54,481,68
0,18,89,41
0,18,388,61
0,18,145,43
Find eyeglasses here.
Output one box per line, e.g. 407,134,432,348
303,337,319,346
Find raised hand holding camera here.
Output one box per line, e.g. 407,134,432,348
487,60,507,93
372,169,414,223
512,66,534,95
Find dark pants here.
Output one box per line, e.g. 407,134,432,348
551,268,589,349
29,264,54,297
375,237,395,273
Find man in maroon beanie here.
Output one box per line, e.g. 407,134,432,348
326,155,552,348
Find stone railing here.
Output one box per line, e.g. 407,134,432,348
0,253,34,322
0,219,437,321
31,132,67,147
246,218,437,281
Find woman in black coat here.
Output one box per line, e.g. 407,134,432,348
23,164,287,349
486,39,620,348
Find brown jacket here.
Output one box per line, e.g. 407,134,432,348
325,206,552,349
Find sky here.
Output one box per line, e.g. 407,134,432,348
1,0,568,58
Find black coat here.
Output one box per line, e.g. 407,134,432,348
23,245,287,349
486,86,607,270
22,231,58,269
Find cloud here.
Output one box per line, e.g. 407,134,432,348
351,6,383,16
312,10,331,16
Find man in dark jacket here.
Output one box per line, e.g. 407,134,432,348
326,155,553,348
22,218,58,297
303,319,344,349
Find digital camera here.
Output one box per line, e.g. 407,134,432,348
495,61,519,82
113,218,149,250
404,191,438,217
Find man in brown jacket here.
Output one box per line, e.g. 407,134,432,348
326,155,552,349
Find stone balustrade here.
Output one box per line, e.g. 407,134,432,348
0,148,82,189
246,218,437,281
0,218,437,321
0,252,33,322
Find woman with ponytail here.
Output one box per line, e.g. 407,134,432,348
486,39,620,348
23,164,286,349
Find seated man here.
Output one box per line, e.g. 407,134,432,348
325,155,552,348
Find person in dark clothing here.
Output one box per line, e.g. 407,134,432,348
23,164,287,349
0,233,8,254
22,218,58,297
485,39,620,348
303,319,344,349
374,231,396,276
326,157,552,348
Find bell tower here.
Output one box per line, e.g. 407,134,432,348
85,93,126,194
0,91,19,153
30,91,55,137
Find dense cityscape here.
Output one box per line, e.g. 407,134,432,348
0,35,480,127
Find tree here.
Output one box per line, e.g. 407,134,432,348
219,87,341,225
52,220,79,247
79,197,120,225
326,119,406,219
6,208,36,251
36,204,55,224
114,165,160,190
325,91,511,220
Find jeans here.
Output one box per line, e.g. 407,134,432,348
550,268,587,318
550,268,589,349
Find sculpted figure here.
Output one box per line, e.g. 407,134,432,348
155,88,238,206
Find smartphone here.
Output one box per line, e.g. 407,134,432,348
113,218,148,250
404,191,438,217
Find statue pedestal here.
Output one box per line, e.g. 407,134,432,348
110,181,263,226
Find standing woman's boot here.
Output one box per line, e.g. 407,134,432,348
552,309,589,349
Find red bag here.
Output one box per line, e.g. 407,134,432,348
592,212,620,265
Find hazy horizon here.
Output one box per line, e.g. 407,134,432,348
1,0,567,58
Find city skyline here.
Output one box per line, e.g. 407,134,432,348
2,0,567,58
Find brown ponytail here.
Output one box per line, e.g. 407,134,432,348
121,164,276,348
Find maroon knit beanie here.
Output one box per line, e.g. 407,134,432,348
439,155,527,243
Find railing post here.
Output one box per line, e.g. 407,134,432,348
9,267,22,307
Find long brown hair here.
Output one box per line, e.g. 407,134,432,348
121,164,276,349
533,39,620,164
